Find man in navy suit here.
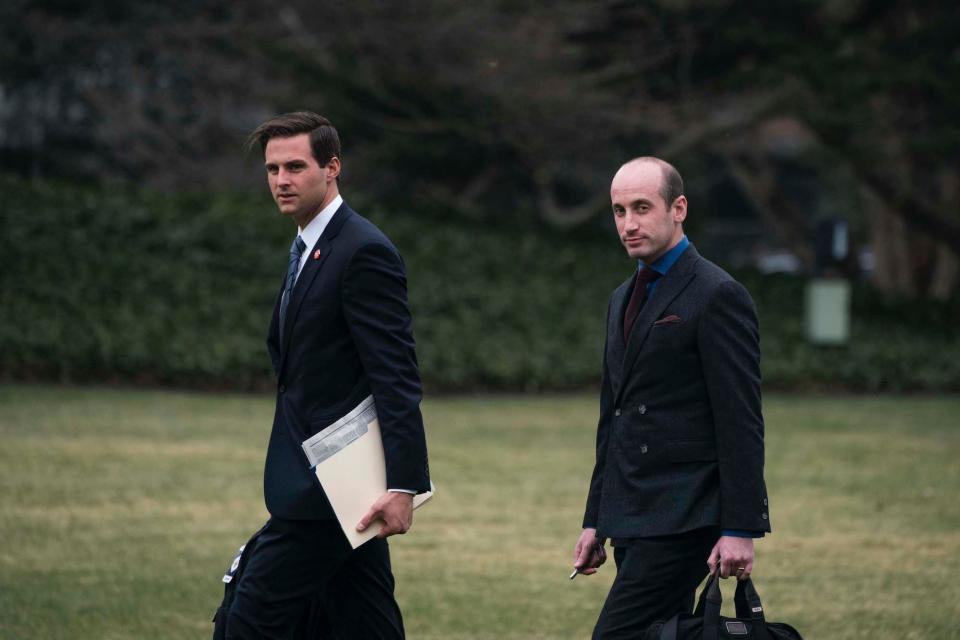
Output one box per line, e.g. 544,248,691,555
225,112,430,639
572,158,771,639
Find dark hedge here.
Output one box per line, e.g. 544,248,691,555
2,177,957,392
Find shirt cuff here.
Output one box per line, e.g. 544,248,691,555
388,488,416,495
721,529,765,538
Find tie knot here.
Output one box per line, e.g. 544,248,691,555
637,266,660,285
291,236,307,258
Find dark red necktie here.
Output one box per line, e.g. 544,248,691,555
623,267,661,342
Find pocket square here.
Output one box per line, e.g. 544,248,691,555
653,314,682,326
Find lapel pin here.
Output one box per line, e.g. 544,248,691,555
313,249,322,260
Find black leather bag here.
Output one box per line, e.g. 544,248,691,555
211,525,266,640
211,525,327,639
642,573,803,640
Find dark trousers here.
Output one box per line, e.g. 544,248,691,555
226,517,404,640
592,527,718,640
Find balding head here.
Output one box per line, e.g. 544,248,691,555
610,156,687,262
611,157,685,209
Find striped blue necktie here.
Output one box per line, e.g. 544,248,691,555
279,236,307,347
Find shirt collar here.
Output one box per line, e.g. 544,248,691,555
639,235,690,276
298,194,344,251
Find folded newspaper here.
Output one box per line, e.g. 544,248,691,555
301,395,433,548
302,395,377,468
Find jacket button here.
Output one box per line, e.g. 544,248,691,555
761,513,768,520
278,384,286,394
640,444,648,454
638,404,647,415
763,498,768,506
614,408,621,417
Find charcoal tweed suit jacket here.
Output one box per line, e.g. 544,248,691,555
583,243,771,539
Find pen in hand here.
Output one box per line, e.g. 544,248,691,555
571,546,606,579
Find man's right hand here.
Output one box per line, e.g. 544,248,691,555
572,527,608,575
356,491,414,539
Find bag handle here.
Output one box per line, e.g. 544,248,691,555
734,578,766,621
692,570,720,617
694,572,772,640
696,571,723,640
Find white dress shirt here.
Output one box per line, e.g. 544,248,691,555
295,194,343,279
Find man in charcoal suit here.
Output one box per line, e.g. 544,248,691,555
572,157,771,639
224,112,430,639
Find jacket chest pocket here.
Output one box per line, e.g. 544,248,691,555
646,320,693,349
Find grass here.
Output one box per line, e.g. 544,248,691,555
0,385,958,639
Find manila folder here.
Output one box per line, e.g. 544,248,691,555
302,395,433,549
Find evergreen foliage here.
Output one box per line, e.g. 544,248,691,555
2,177,957,391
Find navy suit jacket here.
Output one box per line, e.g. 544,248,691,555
583,244,771,539
263,203,430,520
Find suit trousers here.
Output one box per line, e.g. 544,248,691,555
225,517,404,640
592,527,718,640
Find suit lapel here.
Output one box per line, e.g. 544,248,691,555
602,278,631,398
609,277,632,364
616,245,700,400
279,203,353,365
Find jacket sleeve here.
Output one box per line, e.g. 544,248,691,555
698,280,770,532
341,241,430,494
583,297,614,529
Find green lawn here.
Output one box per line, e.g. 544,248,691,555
1,386,958,639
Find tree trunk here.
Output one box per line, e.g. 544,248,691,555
929,244,960,300
868,193,914,296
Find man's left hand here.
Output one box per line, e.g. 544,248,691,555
707,536,754,580
357,491,414,538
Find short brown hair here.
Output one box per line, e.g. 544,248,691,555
628,156,684,207
658,161,684,208
247,111,341,166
